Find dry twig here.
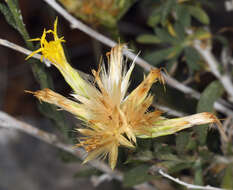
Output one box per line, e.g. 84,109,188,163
194,40,233,102
149,166,227,190
158,169,227,190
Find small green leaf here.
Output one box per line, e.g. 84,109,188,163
37,101,71,139
125,150,154,163
148,9,161,27
196,81,224,145
186,138,198,151
197,80,224,113
221,164,233,189
155,28,178,44
161,0,176,25
175,5,191,28
176,131,191,154
123,164,155,187
162,161,193,173
144,46,182,65
0,3,17,31
194,160,203,185
184,47,201,72
136,34,161,44
156,153,181,162
186,5,210,25
174,22,186,42
153,142,173,155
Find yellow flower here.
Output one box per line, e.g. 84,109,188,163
27,19,227,170
26,17,66,65
26,18,92,98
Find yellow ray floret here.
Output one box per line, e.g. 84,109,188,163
26,18,66,66
26,18,91,98
26,18,227,170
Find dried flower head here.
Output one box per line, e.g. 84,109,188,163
26,19,227,170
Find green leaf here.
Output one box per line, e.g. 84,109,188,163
176,131,191,154
174,22,186,42
153,142,174,155
6,0,33,48
145,46,182,65
156,153,181,162
221,164,233,189
162,161,193,173
155,28,178,44
175,5,191,28
186,5,210,25
0,3,17,31
186,138,198,151
125,150,154,163
123,164,155,187
196,81,224,145
37,101,71,140
184,47,201,72
194,160,203,185
136,34,161,44
161,0,176,25
197,80,224,113
148,9,161,27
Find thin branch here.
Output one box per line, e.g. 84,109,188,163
194,40,233,102
0,39,41,60
223,116,233,140
41,0,233,117
157,169,226,190
91,174,113,187
155,104,186,117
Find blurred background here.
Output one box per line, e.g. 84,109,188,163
0,0,233,190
